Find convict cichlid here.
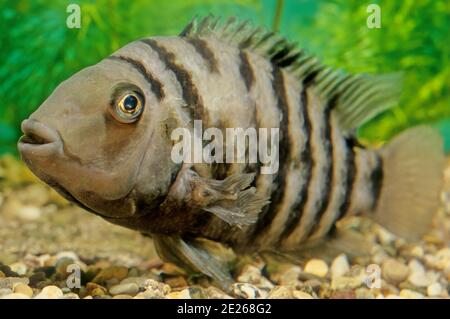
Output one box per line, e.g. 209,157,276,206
18,16,445,290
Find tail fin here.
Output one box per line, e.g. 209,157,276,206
373,126,445,241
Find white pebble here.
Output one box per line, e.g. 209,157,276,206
399,289,424,299
410,246,424,258
427,283,442,297
304,259,328,278
292,291,313,299
17,205,41,220
8,262,27,276
1,293,30,299
408,270,438,287
376,227,396,245
408,259,425,274
34,285,63,299
331,254,350,279
56,251,79,262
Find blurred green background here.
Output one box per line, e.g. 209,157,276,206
0,0,449,154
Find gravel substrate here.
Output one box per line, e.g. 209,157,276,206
0,155,449,299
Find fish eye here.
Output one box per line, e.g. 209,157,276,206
112,91,145,123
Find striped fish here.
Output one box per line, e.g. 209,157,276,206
18,16,445,290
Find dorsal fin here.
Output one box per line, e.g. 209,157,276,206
180,15,402,133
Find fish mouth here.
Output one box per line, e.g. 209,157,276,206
18,119,62,157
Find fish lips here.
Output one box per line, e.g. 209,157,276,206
18,119,63,159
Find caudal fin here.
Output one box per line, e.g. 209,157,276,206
373,126,445,241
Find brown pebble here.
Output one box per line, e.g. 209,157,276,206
382,259,410,285
330,290,356,299
164,276,188,288
92,266,128,284
13,283,33,298
86,282,107,296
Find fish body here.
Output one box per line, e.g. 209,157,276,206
18,16,444,289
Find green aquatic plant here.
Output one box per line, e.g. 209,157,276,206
282,0,450,146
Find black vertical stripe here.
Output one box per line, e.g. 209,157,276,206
304,96,336,238
369,155,384,210
184,37,219,73
335,138,357,222
107,55,164,100
251,66,290,239
239,50,255,91
276,85,313,244
140,39,204,119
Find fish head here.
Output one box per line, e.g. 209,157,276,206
18,59,178,219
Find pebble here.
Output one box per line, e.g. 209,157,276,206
61,293,80,299
237,264,262,284
232,283,262,299
120,276,153,288
13,283,33,298
109,283,139,296
272,265,302,285
331,274,364,290
408,259,425,274
355,288,375,299
304,259,328,278
92,266,128,284
166,289,191,299
0,277,29,289
134,279,171,299
427,283,443,297
9,262,27,276
331,254,350,279
0,264,20,277
113,294,133,299
382,259,410,285
0,288,12,296
330,290,356,299
267,286,296,299
16,205,41,220
34,285,63,299
55,251,79,262
408,271,436,287
0,271,5,278
399,289,424,299
292,291,314,299
86,282,107,296
376,227,396,246
436,248,450,270
205,287,233,299
410,246,424,258
1,293,30,299
164,276,188,288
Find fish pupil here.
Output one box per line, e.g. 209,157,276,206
123,95,138,111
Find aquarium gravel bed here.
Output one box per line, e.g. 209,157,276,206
0,156,449,299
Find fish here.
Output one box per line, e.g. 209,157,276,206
18,15,445,291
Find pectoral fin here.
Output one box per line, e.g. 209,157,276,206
165,166,269,227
